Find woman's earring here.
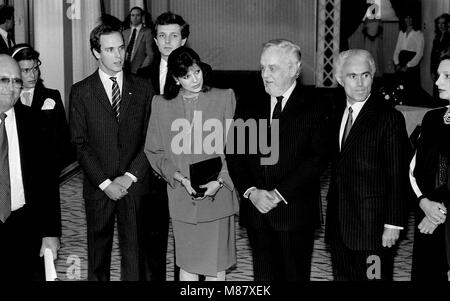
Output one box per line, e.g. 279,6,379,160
176,81,180,85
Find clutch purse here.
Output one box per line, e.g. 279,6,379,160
189,156,223,197
398,50,416,67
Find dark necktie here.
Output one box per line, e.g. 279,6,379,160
125,28,137,64
272,96,283,120
110,77,121,120
0,113,11,223
341,106,353,147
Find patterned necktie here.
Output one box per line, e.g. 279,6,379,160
0,113,11,223
272,96,283,120
341,106,353,147
125,29,137,64
110,77,121,120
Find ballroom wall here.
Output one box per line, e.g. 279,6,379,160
150,0,317,85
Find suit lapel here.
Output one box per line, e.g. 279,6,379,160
119,74,133,122
339,95,378,158
278,84,304,130
92,71,117,121
132,29,145,60
30,85,45,111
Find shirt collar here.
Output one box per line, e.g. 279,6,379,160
271,81,297,104
131,24,143,31
0,28,8,42
346,93,371,118
98,68,123,83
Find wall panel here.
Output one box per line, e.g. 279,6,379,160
152,0,316,84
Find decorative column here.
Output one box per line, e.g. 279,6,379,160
316,0,341,88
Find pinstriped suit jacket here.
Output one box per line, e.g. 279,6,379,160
326,94,410,251
227,83,330,231
69,70,154,200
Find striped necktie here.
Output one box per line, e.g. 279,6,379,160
110,77,121,120
0,113,11,223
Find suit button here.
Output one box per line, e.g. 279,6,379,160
192,202,196,206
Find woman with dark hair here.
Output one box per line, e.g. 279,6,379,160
145,46,237,281
393,14,424,104
431,13,450,100
409,53,450,281
10,43,73,175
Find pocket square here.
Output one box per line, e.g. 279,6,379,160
41,98,56,110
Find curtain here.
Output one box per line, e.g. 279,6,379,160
340,0,370,51
109,0,126,22
71,0,101,84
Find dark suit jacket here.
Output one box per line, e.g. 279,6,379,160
29,83,73,173
14,102,61,238
0,36,9,54
69,71,154,200
137,54,163,94
227,83,330,231
326,93,410,251
123,27,154,74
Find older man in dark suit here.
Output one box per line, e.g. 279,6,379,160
227,39,330,281
325,49,410,281
123,7,154,74
69,24,159,281
0,54,61,281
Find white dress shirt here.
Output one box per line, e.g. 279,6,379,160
393,30,425,68
3,108,26,211
243,82,298,205
97,69,137,190
20,88,35,107
0,28,9,48
159,58,168,95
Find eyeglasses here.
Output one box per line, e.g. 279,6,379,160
0,77,23,89
20,62,41,75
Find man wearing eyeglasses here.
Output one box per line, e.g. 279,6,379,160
0,54,61,281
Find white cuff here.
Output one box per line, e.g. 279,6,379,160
99,179,112,191
244,187,257,199
384,224,403,230
274,189,288,205
125,172,138,183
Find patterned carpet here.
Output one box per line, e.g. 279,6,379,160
54,169,414,281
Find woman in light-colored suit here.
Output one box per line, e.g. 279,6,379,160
145,46,238,281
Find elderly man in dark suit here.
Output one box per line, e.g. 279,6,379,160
123,6,154,74
227,39,330,281
69,24,158,281
0,54,61,281
325,49,410,281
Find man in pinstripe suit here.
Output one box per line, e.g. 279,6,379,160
69,24,157,281
227,39,330,281
325,49,410,281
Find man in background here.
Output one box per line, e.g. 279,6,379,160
0,5,14,54
137,11,189,94
123,6,154,74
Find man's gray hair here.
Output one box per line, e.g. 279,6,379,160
263,39,302,78
334,49,376,80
